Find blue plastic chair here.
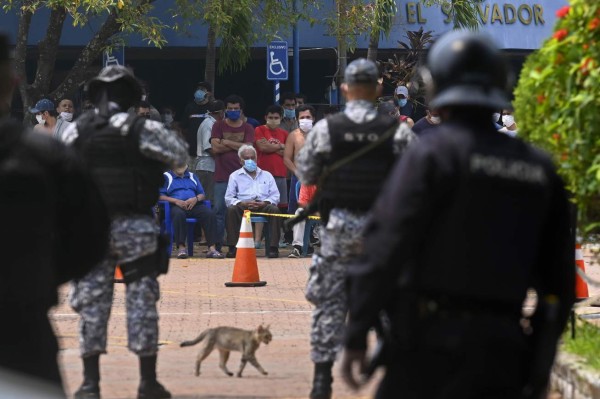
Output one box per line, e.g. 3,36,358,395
159,199,211,257
295,181,318,256
250,214,270,251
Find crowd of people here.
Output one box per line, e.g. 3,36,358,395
1,28,574,399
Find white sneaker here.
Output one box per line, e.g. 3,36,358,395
288,248,301,258
177,248,188,259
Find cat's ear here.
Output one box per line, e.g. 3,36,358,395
258,325,264,332
265,324,270,330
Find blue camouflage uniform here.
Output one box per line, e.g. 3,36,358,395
296,99,416,363
62,112,188,357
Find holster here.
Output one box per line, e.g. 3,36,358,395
119,234,170,283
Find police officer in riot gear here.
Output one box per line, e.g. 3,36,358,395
296,58,415,399
0,33,110,397
341,31,575,398
61,65,188,399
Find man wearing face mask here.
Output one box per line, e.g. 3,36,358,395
224,145,282,258
296,59,416,399
30,98,72,140
255,105,289,209
280,92,298,132
411,107,442,136
283,104,316,216
57,98,75,122
394,85,415,119
182,82,212,159
499,109,518,137
195,100,224,203
210,94,255,252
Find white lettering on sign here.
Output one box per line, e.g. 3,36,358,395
436,2,545,26
269,45,287,50
470,154,547,184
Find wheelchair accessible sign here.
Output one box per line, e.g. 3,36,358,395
267,41,288,81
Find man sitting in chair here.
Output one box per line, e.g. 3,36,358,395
159,162,224,259
225,145,282,259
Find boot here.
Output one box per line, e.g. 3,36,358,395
74,354,100,399
309,361,334,399
137,355,171,399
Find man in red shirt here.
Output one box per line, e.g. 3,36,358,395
254,105,289,247
210,94,255,248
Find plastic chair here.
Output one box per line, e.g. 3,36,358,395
296,181,318,256
250,214,270,251
158,199,211,257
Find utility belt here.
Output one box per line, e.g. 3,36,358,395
119,234,170,283
414,293,523,321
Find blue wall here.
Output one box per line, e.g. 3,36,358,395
0,0,567,50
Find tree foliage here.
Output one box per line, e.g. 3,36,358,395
514,0,600,236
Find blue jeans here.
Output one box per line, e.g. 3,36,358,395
213,182,228,248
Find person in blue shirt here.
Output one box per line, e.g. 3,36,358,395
224,145,282,258
159,164,224,259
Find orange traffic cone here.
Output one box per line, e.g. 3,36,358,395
575,244,589,299
114,265,124,284
225,210,267,287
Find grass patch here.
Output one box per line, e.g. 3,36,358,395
561,317,600,371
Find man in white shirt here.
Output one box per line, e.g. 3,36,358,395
224,145,282,258
195,100,224,202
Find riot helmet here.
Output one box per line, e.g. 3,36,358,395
421,30,512,110
86,65,142,110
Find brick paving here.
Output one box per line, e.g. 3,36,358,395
50,245,380,399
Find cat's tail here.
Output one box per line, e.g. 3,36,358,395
180,329,209,347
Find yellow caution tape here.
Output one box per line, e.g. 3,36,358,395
248,211,321,220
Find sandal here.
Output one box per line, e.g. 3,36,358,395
206,249,225,259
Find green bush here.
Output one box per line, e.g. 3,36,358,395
513,0,600,236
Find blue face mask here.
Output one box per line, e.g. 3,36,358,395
397,98,408,107
194,89,207,102
243,159,257,172
283,108,296,119
226,110,241,121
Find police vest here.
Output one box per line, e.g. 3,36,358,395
320,112,398,211
74,112,164,216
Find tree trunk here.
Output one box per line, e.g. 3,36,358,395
13,1,33,116
367,32,379,63
204,23,217,93
32,6,67,98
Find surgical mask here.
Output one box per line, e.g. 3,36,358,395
429,116,441,124
299,119,313,132
194,89,207,102
243,159,257,173
397,98,408,107
266,119,281,128
164,114,174,124
225,110,241,121
36,115,44,124
492,113,501,123
283,108,296,119
60,112,73,122
502,115,515,127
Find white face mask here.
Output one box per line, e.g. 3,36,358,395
492,113,501,123
36,115,44,125
502,114,515,128
60,112,73,122
429,116,441,124
163,114,174,124
299,119,313,132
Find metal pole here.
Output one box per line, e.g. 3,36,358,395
274,80,280,104
293,0,300,93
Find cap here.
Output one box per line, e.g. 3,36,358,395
29,98,55,113
0,34,9,62
208,100,224,113
395,85,409,98
344,58,379,85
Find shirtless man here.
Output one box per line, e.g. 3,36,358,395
284,104,316,214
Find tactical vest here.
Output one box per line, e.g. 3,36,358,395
74,112,164,216
320,112,398,211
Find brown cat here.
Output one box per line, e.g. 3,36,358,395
180,324,272,378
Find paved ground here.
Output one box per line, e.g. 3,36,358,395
51,244,381,399
50,245,600,399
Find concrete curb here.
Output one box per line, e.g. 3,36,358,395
551,352,600,399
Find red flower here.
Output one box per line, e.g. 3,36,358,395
581,57,594,75
583,43,590,50
553,29,569,41
556,6,570,18
537,94,546,104
552,134,560,141
589,17,600,30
